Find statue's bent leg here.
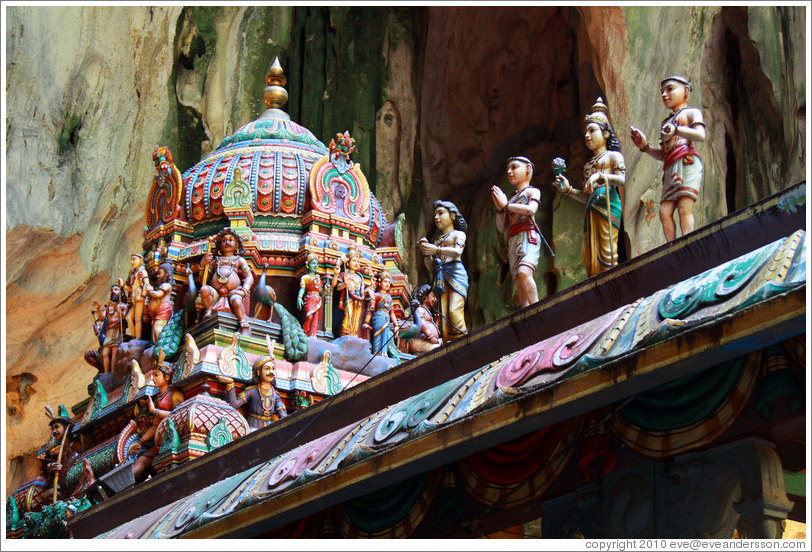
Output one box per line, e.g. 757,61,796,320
677,196,696,236
200,286,217,318
516,266,538,307
659,200,677,242
447,291,467,339
230,293,251,334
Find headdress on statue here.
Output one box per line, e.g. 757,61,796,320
253,355,276,372
153,348,174,377
415,283,441,303
660,75,692,91
584,97,622,153
158,259,174,275
213,227,246,256
153,145,174,164
329,130,356,159
346,245,362,262
252,340,277,384
45,404,73,430
584,97,612,129
306,252,319,264
506,156,534,170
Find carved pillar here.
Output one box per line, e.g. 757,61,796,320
541,438,793,538
727,440,794,538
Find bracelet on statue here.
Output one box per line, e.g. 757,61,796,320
225,382,235,391
496,207,506,214
639,143,650,153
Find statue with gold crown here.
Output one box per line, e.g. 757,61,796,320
554,97,626,276
297,253,327,337
330,245,366,338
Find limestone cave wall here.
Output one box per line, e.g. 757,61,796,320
4,6,805,493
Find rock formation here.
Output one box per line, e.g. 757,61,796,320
5,6,805,494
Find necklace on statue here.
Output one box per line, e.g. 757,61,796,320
259,386,273,416
588,150,608,168
668,107,688,126
509,185,531,204
216,257,236,284
437,230,453,245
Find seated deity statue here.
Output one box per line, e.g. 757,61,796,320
199,228,255,334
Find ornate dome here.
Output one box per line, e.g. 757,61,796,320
153,387,249,474
182,59,329,222
175,58,389,250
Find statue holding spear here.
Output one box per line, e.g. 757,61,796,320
42,405,78,504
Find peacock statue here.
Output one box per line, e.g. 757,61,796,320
254,265,308,362
184,265,199,329
153,308,184,362
253,264,277,318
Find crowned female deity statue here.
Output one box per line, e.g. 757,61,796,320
555,98,626,276
297,253,326,337
363,270,399,358
330,246,366,337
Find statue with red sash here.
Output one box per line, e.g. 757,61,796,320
630,75,706,242
491,156,542,308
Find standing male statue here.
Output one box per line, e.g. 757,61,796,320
630,76,706,241
491,156,541,308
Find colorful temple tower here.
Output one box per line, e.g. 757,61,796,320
143,57,407,340
7,58,416,538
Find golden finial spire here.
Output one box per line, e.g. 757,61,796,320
262,57,289,111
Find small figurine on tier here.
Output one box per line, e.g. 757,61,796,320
363,270,399,357
144,260,174,343
491,156,542,307
91,284,128,373
123,253,149,340
405,284,442,354
630,76,706,241
40,405,80,503
218,355,288,432
418,200,468,342
297,253,326,337
200,228,255,334
130,356,184,483
556,98,626,276
330,246,366,337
